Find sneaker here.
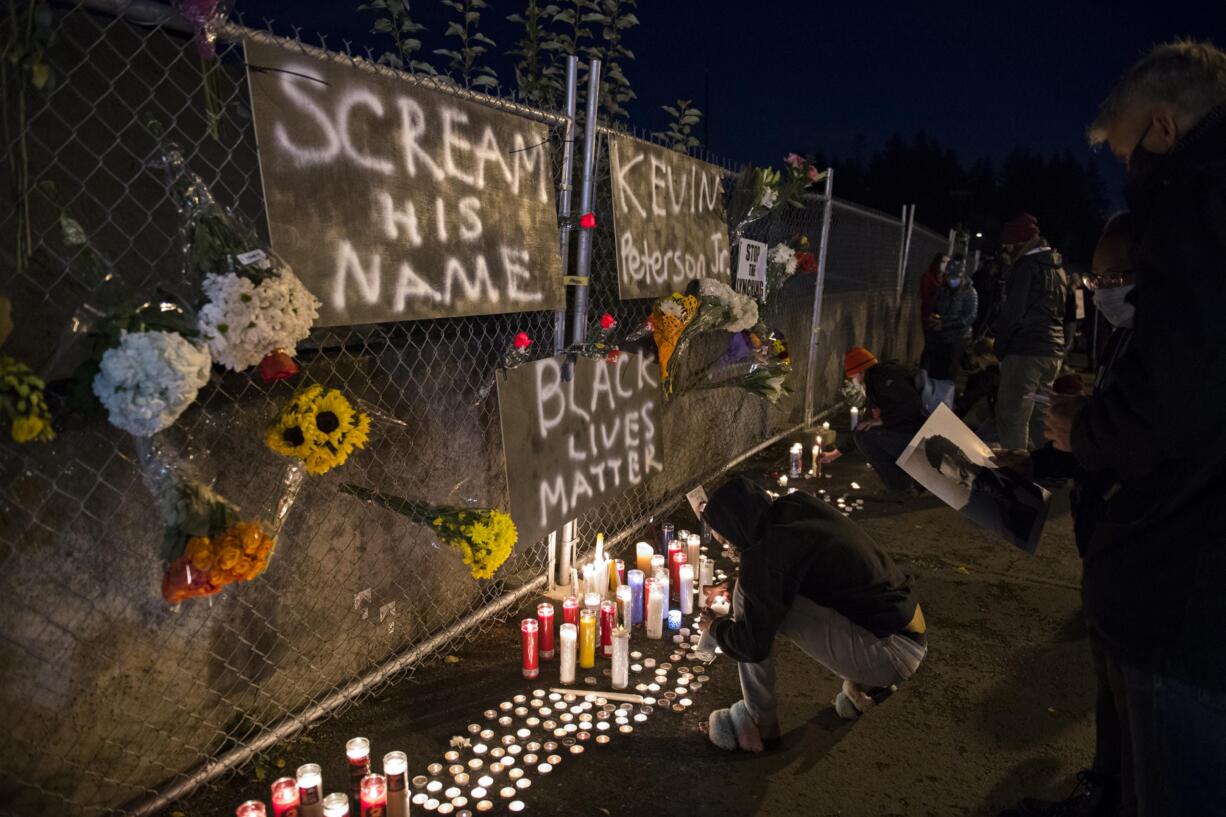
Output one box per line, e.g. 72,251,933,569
1016,769,1119,817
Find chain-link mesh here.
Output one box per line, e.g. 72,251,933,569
1,7,938,815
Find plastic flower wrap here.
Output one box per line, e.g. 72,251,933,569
0,355,54,443
340,484,518,580
159,140,319,378
265,385,371,475
92,329,212,437
692,278,760,334
690,329,793,405
649,293,700,382
563,312,622,364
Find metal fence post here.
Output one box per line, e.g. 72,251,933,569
569,58,603,347
804,169,835,427
553,56,579,354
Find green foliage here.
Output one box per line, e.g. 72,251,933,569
507,1,563,108
540,0,598,100
435,0,499,90
654,99,702,153
584,0,638,120
358,0,437,74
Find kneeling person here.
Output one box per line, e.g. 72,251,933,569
700,476,927,752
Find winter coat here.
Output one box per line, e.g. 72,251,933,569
864,361,925,430
1071,102,1226,690
934,283,978,342
919,269,942,327
702,478,920,664
990,246,1069,358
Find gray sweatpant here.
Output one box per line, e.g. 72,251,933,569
733,582,927,728
995,353,1062,450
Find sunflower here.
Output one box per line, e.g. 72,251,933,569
265,385,371,475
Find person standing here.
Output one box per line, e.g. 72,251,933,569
927,256,979,392
845,347,926,495
991,214,1069,449
1044,40,1226,817
919,252,950,368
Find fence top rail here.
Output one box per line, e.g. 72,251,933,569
831,198,907,227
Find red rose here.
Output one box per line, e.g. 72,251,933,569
259,349,300,384
513,331,533,350
796,252,818,274
605,348,621,364
579,212,597,229
599,312,616,331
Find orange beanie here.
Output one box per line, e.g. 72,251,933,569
844,347,878,378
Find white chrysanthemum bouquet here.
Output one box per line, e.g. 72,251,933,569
93,329,212,436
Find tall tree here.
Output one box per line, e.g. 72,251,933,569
507,1,563,108
435,0,499,89
584,0,638,120
357,0,436,74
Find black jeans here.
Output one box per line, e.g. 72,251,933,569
853,424,922,493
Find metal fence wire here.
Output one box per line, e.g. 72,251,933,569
1,6,937,815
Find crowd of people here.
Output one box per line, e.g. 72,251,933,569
695,39,1226,817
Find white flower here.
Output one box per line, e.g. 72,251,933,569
92,330,212,436
758,186,779,209
659,299,685,319
197,269,320,371
698,278,759,332
770,243,798,276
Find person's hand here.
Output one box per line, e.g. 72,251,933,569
1044,395,1087,452
856,417,882,431
698,609,718,635
703,582,728,605
820,448,844,465
991,448,1033,478
927,314,943,330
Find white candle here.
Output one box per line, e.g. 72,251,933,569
654,573,669,629
559,623,577,684
850,406,859,429
822,421,830,431
686,534,700,578
570,567,579,598
646,586,664,640
615,584,632,629
678,564,694,615
778,475,788,488
383,753,409,817
610,626,630,690
812,444,821,477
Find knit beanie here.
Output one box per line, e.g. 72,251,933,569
1001,214,1039,246
844,347,878,378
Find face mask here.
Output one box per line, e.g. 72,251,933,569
946,277,962,289
1094,284,1135,328
939,260,949,273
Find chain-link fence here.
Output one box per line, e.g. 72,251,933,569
1,6,941,815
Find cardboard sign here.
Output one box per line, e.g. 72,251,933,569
245,38,565,326
498,353,664,548
608,134,731,300
736,239,767,284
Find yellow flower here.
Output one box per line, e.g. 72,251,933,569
454,510,517,580
1,356,54,443
266,386,371,475
187,537,214,571
313,389,356,445
11,415,48,443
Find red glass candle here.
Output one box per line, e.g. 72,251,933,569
562,595,579,626
237,801,268,817
358,774,387,817
521,618,540,679
537,602,555,659
272,776,301,817
599,600,617,658
669,549,687,604
295,763,323,817
346,738,371,806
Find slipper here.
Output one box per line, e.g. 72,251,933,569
706,701,765,752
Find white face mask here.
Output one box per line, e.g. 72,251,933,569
1094,284,1136,328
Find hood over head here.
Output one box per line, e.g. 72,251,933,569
702,476,773,552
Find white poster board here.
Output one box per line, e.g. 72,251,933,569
735,239,767,284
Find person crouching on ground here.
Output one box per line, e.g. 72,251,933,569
845,346,926,495
698,476,927,752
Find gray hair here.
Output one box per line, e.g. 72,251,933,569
1089,39,1226,145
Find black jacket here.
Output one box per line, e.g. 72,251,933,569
1071,103,1226,689
864,362,925,430
934,284,979,342
703,478,919,663
991,246,1069,358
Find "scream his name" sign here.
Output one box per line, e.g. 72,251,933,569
498,353,664,548
245,38,565,326
608,134,731,300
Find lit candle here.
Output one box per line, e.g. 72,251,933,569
581,563,596,597
382,753,408,817
650,554,666,578
537,603,555,659
578,609,596,669
570,567,579,598
237,801,268,817
635,542,653,575
610,559,624,593
700,556,714,587
321,794,349,817
654,572,670,630
297,764,324,817
646,584,664,640
627,569,645,626
359,775,386,817
668,609,682,631
850,406,859,429
812,444,821,477
559,623,577,684
822,421,831,431
678,564,694,615
611,626,630,690
661,522,674,548
600,600,617,658
778,475,788,488
668,547,686,605
696,596,730,659
583,591,601,613
272,777,301,817
615,584,632,630
346,738,371,807
521,619,540,679
686,534,700,577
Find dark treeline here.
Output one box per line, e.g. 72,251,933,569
811,132,1109,263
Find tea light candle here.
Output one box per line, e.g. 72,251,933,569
562,595,579,626
778,474,788,488
615,584,632,630
520,618,540,679
599,600,617,658
611,626,630,690
578,609,596,669
850,406,859,429
297,763,324,817
359,775,386,817
678,564,694,615
646,583,664,639
536,603,555,659
667,609,682,631
628,569,645,626
237,800,268,817
321,793,350,817
346,738,371,805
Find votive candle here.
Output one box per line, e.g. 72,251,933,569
578,609,597,669
272,777,300,817
668,547,686,604
646,584,664,640
583,591,601,613
635,542,653,574
610,559,624,593
650,554,666,577
537,603,555,659
521,619,540,679
615,584,632,630
382,752,408,817
559,623,577,684
321,793,349,817
667,609,682,631
611,626,630,690
654,573,670,629
686,534,700,576
599,600,617,658
297,763,324,817
237,801,268,817
628,569,645,626
562,595,579,626
850,406,859,429
346,738,371,806
359,775,386,817
679,563,694,615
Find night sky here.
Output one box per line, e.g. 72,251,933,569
236,0,1224,201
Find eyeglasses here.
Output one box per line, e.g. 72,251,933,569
1082,266,1133,290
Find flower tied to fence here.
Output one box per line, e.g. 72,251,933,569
265,385,371,475
339,484,518,580
1,355,54,443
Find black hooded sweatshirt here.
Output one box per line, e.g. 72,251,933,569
702,478,919,664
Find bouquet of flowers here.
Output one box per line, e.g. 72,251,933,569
265,385,371,475
92,328,213,437
0,355,54,443
647,293,700,383
160,141,319,381
732,153,827,245
340,484,518,580
691,328,793,405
